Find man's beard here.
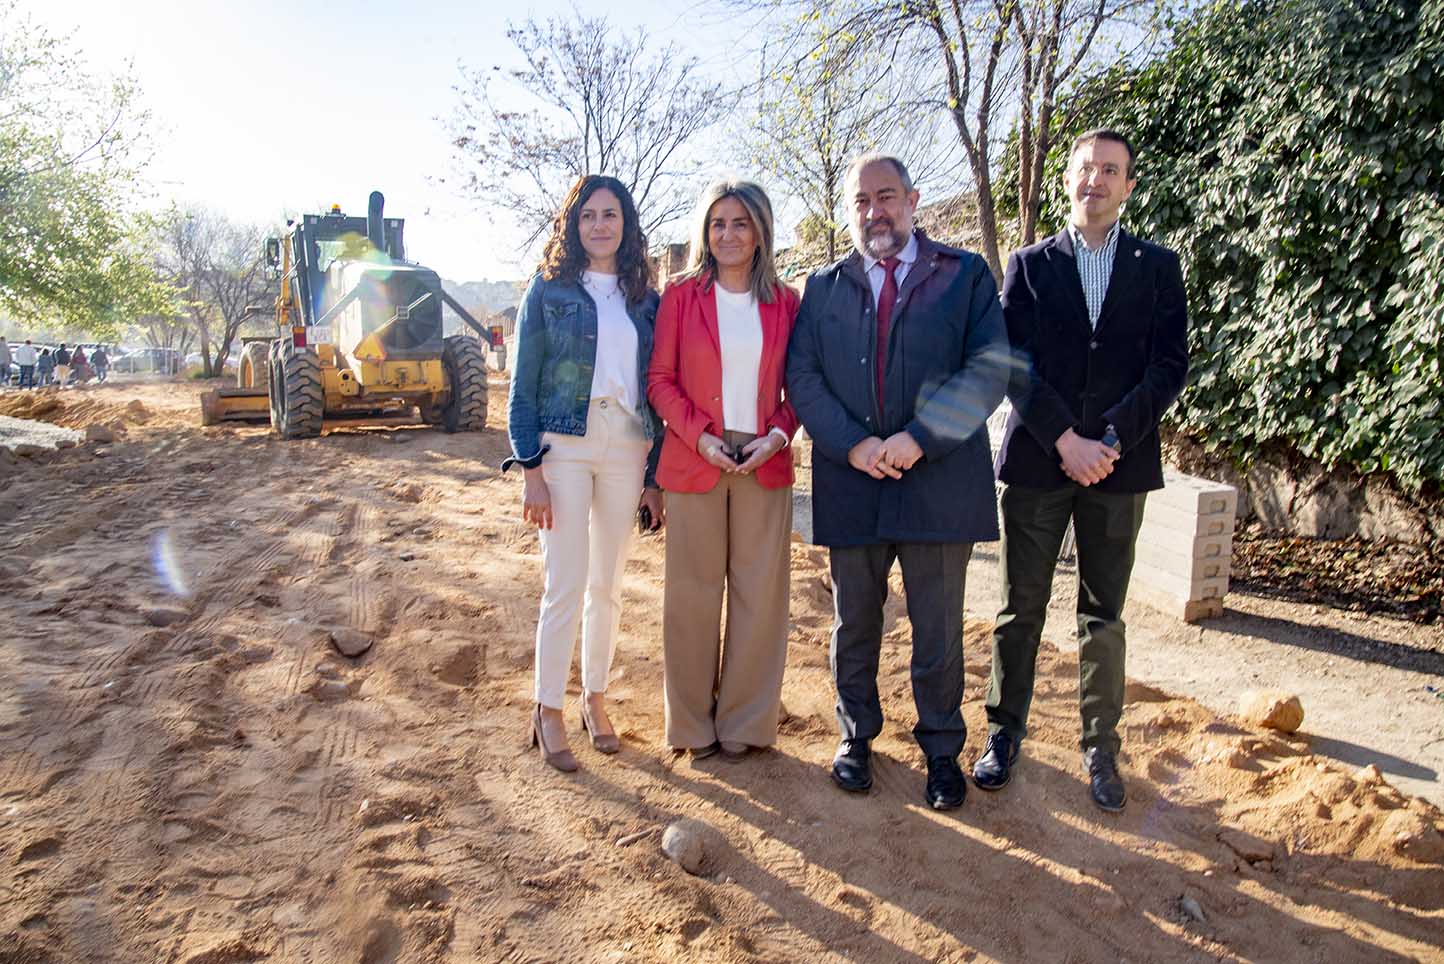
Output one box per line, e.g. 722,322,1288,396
854,218,907,259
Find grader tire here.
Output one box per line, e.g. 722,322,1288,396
441,335,488,433
266,341,284,430
238,340,273,389
276,343,324,439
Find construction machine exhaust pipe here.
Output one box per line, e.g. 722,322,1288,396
367,191,386,255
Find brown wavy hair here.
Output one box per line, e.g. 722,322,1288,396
538,175,654,306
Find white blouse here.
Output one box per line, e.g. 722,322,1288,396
714,284,764,434
583,271,639,413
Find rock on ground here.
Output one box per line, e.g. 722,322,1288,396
1239,690,1305,732
661,819,711,875
330,628,374,658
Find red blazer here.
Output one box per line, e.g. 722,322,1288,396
647,275,801,493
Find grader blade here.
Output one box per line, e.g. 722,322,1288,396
200,387,270,425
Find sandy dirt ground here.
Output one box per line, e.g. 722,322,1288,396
1,377,1442,963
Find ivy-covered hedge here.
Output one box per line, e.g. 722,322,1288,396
1030,0,1443,491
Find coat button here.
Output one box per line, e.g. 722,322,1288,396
860,357,867,364
1090,341,1099,350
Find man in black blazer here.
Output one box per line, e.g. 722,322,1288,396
974,129,1189,812
788,154,1009,811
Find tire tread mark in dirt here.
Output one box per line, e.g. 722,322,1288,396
296,506,344,570
0,749,41,801
72,643,135,691
283,647,310,696
315,706,360,829
348,576,382,635
157,614,225,657
93,734,141,812
343,501,386,635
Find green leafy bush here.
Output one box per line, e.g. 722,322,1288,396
1033,0,1443,490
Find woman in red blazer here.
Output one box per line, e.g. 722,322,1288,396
647,179,800,759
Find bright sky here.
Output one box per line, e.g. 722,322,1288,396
26,0,755,284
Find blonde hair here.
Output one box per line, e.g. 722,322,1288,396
682,179,781,304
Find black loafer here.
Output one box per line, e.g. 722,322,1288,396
972,731,1019,791
831,739,872,793
925,756,967,810
1084,747,1126,812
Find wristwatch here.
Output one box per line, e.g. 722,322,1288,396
1101,424,1122,454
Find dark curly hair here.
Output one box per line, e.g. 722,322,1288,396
539,175,654,307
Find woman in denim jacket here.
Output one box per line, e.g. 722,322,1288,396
505,174,665,773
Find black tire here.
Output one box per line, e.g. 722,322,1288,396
238,340,272,389
266,341,284,430
440,335,488,433
276,342,324,439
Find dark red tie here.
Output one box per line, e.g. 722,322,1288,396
876,256,900,409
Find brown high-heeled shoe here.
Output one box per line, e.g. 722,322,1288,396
579,696,621,755
531,705,578,772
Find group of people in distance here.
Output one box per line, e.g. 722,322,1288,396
505,127,1189,814
0,339,111,389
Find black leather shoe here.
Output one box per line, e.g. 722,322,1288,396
925,756,967,810
831,740,872,793
972,731,1019,791
1084,747,1126,812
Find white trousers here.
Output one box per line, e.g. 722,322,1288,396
533,398,649,709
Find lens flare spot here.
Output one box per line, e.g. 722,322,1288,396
150,529,192,598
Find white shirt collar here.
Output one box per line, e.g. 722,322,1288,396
862,231,920,274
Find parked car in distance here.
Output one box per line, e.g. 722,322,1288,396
111,348,181,374
184,352,237,372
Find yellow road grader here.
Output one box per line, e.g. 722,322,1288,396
201,191,503,437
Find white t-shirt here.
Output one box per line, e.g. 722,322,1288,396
583,271,639,413
714,284,764,434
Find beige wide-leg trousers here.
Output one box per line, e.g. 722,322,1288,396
664,447,792,749
533,398,649,709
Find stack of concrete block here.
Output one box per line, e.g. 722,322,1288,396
1131,470,1238,623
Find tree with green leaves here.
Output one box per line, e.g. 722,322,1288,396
1032,0,1443,490
0,3,164,333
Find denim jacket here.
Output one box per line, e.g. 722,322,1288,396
504,273,664,486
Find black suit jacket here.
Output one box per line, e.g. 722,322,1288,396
787,231,1010,546
996,227,1189,493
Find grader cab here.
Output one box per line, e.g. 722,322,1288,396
201,191,503,437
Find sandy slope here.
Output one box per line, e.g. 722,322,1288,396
0,378,1441,963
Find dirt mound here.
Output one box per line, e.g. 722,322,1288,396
0,378,1440,961
1,392,138,433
